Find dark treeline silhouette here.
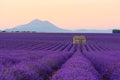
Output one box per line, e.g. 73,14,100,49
113,29,120,33
0,31,36,33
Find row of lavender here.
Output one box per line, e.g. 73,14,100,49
82,45,120,80
0,33,120,51
0,33,120,80
0,50,73,80
52,45,102,80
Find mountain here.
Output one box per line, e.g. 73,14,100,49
73,29,112,33
6,19,69,32
5,19,112,33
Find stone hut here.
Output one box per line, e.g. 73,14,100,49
73,36,86,44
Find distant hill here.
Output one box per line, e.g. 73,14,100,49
6,19,69,32
5,19,112,33
73,29,112,33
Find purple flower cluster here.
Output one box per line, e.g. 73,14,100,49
0,49,73,80
0,33,120,80
83,50,120,79
52,51,102,80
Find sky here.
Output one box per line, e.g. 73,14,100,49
0,0,120,30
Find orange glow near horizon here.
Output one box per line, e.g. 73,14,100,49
0,0,120,30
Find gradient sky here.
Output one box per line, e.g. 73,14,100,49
0,0,120,30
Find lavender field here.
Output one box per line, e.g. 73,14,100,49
0,33,120,80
